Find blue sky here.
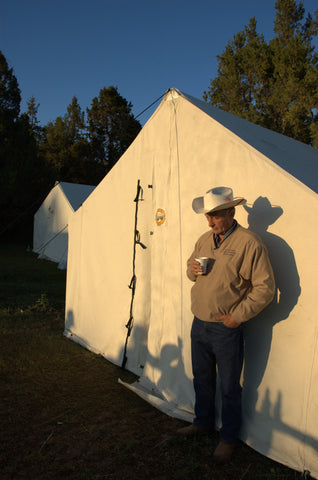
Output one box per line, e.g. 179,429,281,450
2,0,318,126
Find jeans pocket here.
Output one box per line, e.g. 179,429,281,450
191,316,203,339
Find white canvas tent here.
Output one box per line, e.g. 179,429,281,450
64,89,318,477
33,181,95,268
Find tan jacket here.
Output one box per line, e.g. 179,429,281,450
187,225,275,324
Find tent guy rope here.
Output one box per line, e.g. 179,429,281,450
135,92,166,120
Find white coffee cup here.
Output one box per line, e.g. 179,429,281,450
195,257,208,275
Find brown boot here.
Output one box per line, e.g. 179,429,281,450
212,440,236,463
176,424,212,437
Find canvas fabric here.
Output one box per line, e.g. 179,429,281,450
64,89,318,478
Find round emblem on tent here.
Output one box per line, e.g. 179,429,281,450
155,208,166,225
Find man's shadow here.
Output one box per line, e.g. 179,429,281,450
121,325,195,420
241,197,301,430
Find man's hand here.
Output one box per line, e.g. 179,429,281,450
191,259,203,276
215,314,239,328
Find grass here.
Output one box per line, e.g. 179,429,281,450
0,243,308,479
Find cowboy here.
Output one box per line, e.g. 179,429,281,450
177,186,275,463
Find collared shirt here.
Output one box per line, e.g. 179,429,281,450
214,220,237,249
187,223,276,323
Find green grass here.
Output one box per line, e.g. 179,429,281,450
0,244,307,479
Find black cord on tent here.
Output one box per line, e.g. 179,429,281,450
135,93,166,120
122,179,147,370
35,224,68,255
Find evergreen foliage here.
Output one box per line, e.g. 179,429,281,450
25,96,45,145
0,51,21,122
0,52,49,241
86,86,142,169
203,0,318,146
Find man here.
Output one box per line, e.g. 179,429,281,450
177,186,275,464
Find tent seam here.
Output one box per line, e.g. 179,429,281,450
169,91,184,339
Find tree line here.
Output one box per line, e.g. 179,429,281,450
0,53,142,241
0,0,317,242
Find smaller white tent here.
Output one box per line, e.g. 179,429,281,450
33,181,95,268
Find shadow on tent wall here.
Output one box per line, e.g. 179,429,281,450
242,196,301,408
240,196,317,456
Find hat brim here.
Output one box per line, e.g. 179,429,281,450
192,197,247,214
244,203,283,224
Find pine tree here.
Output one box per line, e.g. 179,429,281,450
0,52,49,240
64,96,86,143
203,18,272,127
0,50,21,125
41,97,104,185
204,1,318,146
267,0,318,143
86,86,141,169
25,96,45,145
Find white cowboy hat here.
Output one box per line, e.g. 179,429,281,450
192,186,246,214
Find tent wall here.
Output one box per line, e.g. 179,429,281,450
64,89,318,477
65,119,156,373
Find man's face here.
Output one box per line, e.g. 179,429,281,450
205,208,234,236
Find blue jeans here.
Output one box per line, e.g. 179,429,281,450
191,317,244,444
